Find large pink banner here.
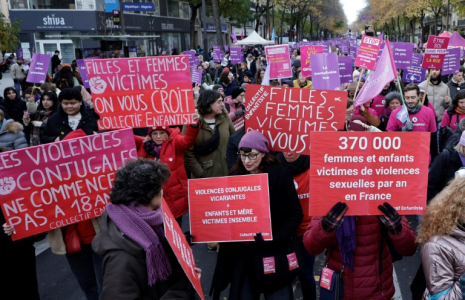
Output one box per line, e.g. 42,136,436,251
300,46,324,77
265,45,292,79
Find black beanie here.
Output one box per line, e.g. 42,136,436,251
231,87,244,99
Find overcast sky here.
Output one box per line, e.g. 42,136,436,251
340,0,366,25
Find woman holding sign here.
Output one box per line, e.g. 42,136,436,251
92,159,201,300
210,130,304,300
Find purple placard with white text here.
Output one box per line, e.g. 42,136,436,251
311,53,341,90
442,48,461,75
184,51,200,67
412,53,423,67
26,53,50,84
338,56,353,84
77,59,90,88
191,67,202,85
392,42,414,70
230,47,242,64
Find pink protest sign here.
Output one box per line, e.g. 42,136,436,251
265,45,292,79
300,46,324,77
354,35,382,70
421,35,450,69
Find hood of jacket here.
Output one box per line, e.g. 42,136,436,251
0,119,23,135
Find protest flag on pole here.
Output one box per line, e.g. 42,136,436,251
369,13,373,22
231,28,238,43
362,14,366,22
354,38,397,108
241,30,244,40
261,65,271,86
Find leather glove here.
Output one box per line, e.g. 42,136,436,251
234,110,244,117
378,202,402,235
183,231,195,246
322,202,348,232
402,120,413,132
254,232,265,243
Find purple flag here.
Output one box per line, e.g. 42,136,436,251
18,49,23,60
338,56,353,84
76,59,90,88
184,50,200,67
369,13,373,22
26,53,50,84
191,67,202,85
311,53,341,90
362,14,366,22
392,42,414,69
231,29,238,44
442,48,461,75
355,39,397,107
230,47,242,64
379,31,384,40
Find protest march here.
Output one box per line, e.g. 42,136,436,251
5,2,465,300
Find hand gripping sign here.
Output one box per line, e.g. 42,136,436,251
309,132,430,216
0,129,137,240
188,174,272,243
162,199,205,300
85,56,196,130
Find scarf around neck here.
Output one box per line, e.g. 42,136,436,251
336,216,356,272
407,103,422,115
144,140,163,159
277,153,310,176
384,107,393,119
456,107,465,115
106,202,172,285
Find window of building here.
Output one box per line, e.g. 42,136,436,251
168,1,189,19
161,32,181,53
27,0,77,9
10,0,29,9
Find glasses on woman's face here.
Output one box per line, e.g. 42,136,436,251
238,151,260,161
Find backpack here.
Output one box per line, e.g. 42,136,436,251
438,109,457,153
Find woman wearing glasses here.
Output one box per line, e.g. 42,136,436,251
210,130,303,300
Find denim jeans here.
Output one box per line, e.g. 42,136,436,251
13,79,21,96
65,243,103,300
297,235,317,300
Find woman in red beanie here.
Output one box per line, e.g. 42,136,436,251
138,111,200,225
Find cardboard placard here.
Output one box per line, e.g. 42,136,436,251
26,53,50,84
338,56,353,84
354,35,382,70
265,45,292,79
421,36,450,69
309,132,430,216
245,85,347,154
162,199,205,300
0,129,137,240
442,48,461,75
310,53,341,90
301,46,324,77
85,56,196,130
188,174,272,243
392,42,414,69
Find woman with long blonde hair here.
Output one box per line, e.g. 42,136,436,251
417,176,465,299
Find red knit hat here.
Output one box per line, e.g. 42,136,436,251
148,126,170,136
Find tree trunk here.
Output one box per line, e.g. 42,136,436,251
280,7,285,44
265,0,270,39
211,0,224,47
397,16,401,42
189,3,201,49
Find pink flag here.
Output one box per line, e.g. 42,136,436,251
354,38,398,108
231,28,238,43
241,30,244,40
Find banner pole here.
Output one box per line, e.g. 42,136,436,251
423,71,432,99
354,68,366,111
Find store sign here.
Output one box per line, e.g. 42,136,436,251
122,2,155,11
105,0,119,13
10,11,98,31
206,23,227,32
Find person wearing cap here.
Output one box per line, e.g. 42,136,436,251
419,68,451,122
446,67,465,101
137,112,200,225
387,83,438,162
379,91,402,131
428,130,465,203
246,53,257,77
441,90,465,132
346,82,357,99
242,71,253,85
224,86,245,131
293,70,313,89
212,84,225,99
210,130,303,300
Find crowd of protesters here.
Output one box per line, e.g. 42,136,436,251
1,41,465,300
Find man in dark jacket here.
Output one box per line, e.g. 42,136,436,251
41,88,98,143
446,67,465,101
51,50,61,76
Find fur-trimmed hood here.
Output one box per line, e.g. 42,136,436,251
0,119,23,134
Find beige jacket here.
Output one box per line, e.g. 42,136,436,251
419,80,451,122
11,63,26,80
421,227,465,299
48,217,101,255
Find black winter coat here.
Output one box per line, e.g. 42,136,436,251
0,97,26,123
427,142,463,202
40,105,98,144
210,164,303,300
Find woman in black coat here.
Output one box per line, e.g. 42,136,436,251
210,130,303,300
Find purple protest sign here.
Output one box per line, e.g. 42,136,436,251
341,43,349,55
76,59,89,88
26,53,50,84
191,67,202,85
349,45,358,63
311,53,340,90
392,42,414,69
218,51,225,63
442,48,461,75
411,53,423,67
169,45,173,52
338,56,353,84
225,45,230,52
321,42,330,53
184,50,200,67
402,66,426,83
230,47,242,64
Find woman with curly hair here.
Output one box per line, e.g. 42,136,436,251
92,159,201,300
219,71,237,97
417,176,465,300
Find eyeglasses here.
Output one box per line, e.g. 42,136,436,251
238,152,260,161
